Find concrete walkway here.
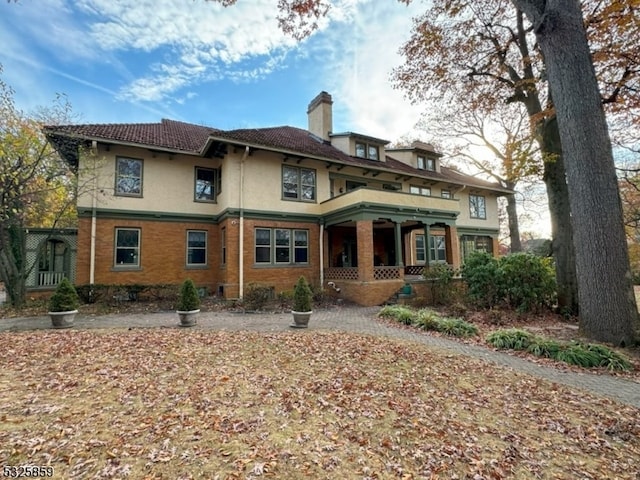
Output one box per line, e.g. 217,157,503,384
2,305,639,409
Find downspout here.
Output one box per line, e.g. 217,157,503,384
319,222,324,289
239,146,250,299
89,141,98,284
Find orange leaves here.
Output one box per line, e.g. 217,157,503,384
0,329,639,478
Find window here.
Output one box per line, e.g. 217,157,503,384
368,145,379,161
221,228,226,265
114,228,140,267
441,189,451,199
195,167,218,202
410,185,431,196
115,157,143,196
429,235,447,262
187,230,207,266
417,155,435,171
355,141,381,160
461,235,494,260
469,194,487,219
255,228,309,265
416,234,426,262
426,158,436,171
282,165,316,201
346,180,366,191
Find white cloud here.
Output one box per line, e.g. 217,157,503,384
309,1,426,142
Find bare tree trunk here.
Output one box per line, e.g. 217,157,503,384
514,0,638,345
0,226,26,308
505,191,522,253
541,118,579,315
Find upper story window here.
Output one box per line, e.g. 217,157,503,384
355,141,380,160
469,194,487,219
115,157,143,197
417,155,435,171
410,185,431,196
195,167,219,202
282,165,316,202
114,228,140,267
441,189,451,199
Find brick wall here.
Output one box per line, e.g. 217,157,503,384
77,217,219,293
77,216,321,299
330,279,405,306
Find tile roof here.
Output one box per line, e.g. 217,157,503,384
45,118,510,193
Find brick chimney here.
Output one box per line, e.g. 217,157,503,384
307,91,333,141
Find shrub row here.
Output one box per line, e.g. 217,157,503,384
462,252,556,312
378,305,478,338
75,283,181,304
486,328,632,371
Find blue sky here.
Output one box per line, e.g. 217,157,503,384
0,0,427,141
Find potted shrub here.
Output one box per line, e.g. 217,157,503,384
290,275,313,328
176,278,200,327
48,277,80,329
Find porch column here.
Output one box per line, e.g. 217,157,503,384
445,225,461,269
356,220,374,281
492,236,500,258
394,222,404,267
424,222,430,270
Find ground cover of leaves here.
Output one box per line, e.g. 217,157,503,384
1,330,639,480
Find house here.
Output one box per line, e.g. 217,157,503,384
44,92,511,306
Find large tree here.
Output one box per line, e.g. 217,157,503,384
418,101,541,253
393,0,580,313
510,0,638,345
0,68,77,307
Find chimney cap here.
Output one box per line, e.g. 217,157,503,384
307,91,333,113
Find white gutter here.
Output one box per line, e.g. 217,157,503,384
239,146,250,299
89,141,98,284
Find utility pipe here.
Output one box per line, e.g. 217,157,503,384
239,146,250,299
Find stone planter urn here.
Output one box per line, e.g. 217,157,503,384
48,277,80,329
48,310,77,329
176,278,200,328
290,276,313,329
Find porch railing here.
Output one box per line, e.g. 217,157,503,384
324,267,359,280
404,265,425,276
38,271,66,287
373,266,402,280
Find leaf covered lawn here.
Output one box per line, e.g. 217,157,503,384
1,329,639,479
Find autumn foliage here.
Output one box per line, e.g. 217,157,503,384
1,329,639,478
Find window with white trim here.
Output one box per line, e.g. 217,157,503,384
441,189,451,199
282,165,316,201
186,230,207,266
115,157,143,196
469,194,487,219
114,228,140,267
429,235,447,262
255,228,309,265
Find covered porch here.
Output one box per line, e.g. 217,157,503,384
319,187,461,306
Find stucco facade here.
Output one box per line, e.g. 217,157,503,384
46,91,511,306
